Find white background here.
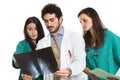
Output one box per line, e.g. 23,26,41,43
0,0,120,79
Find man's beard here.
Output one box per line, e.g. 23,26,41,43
48,23,61,33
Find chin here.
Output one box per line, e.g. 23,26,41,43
84,29,89,32
49,30,55,33
31,37,37,40
48,29,54,32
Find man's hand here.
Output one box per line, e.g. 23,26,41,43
54,68,72,80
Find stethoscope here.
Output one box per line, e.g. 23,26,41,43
94,50,99,56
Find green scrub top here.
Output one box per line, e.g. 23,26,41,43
12,40,43,80
86,29,120,80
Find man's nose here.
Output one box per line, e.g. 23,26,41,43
47,21,52,26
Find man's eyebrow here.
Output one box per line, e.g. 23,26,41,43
49,18,55,20
44,18,54,21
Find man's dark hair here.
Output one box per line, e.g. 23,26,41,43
41,3,63,20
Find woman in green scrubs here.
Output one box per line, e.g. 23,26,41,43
78,7,120,80
12,16,45,80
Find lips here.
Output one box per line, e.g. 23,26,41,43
31,35,37,37
48,27,54,31
48,26,54,29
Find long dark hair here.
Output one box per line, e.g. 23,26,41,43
24,16,45,50
78,7,105,50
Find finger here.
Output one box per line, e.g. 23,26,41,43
60,76,68,80
55,72,69,77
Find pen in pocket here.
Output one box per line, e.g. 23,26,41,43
68,50,72,58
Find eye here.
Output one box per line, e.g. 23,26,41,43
44,20,48,23
83,19,87,22
50,18,54,22
80,19,87,24
27,28,32,31
80,21,82,23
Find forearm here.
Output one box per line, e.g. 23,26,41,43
84,67,91,76
84,67,99,80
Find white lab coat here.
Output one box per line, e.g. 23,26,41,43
36,29,86,80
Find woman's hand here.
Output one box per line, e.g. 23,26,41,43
107,77,118,80
89,73,99,80
21,74,33,80
13,57,19,67
84,67,99,80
